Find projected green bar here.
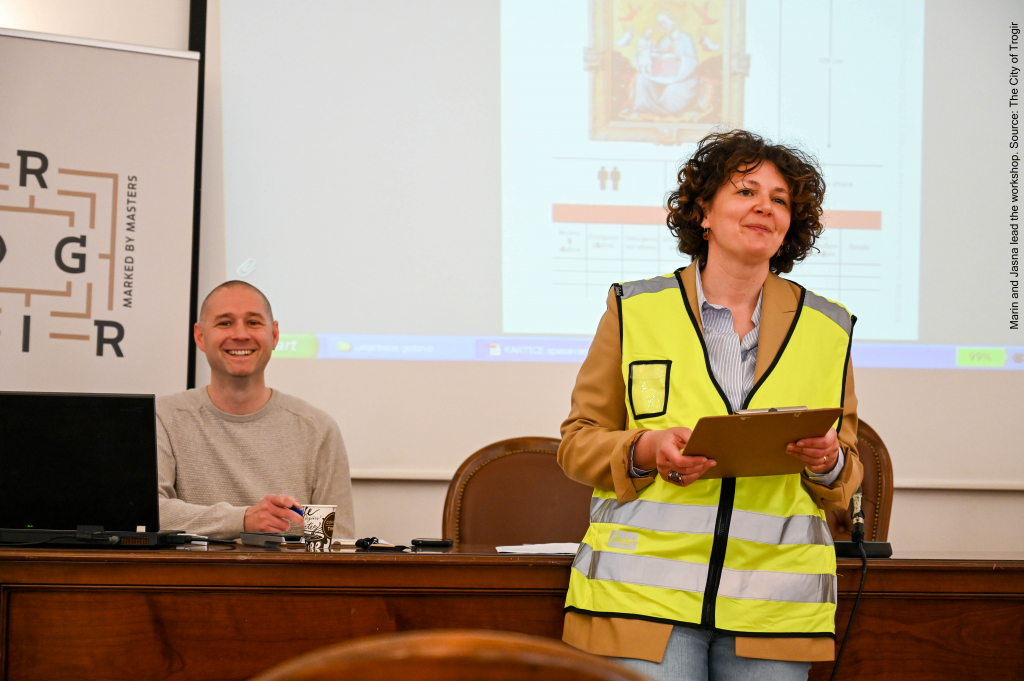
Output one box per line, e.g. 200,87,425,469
273,334,319,358
955,348,1006,367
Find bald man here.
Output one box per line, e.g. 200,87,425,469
156,280,355,539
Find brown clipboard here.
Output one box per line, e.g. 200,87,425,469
681,407,843,479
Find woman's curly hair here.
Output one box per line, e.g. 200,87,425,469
666,129,826,274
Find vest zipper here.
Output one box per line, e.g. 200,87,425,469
696,287,806,626
675,268,740,630
700,477,735,629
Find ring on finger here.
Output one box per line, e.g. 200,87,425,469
668,470,682,483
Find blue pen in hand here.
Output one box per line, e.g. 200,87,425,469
289,505,303,517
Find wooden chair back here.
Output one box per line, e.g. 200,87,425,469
442,437,592,546
248,629,650,681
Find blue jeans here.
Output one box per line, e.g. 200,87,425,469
616,626,810,681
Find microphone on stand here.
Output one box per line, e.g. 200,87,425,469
851,486,865,544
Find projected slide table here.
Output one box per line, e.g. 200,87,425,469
0,546,1021,680
550,203,882,294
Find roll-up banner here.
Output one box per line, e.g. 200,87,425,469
0,29,198,393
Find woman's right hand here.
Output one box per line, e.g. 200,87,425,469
634,428,716,486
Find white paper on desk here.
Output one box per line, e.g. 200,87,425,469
496,543,580,554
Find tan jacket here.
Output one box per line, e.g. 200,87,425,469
558,264,863,663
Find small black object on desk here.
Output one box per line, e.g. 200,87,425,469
412,538,453,548
355,537,409,552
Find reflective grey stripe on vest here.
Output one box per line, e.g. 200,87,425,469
619,276,679,300
590,497,717,535
803,290,852,336
719,567,837,605
572,541,595,575
573,544,709,593
591,497,833,546
573,544,834,604
729,509,834,547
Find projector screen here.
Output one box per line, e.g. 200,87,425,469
214,1,1021,483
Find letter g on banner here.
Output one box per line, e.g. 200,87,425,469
55,235,86,273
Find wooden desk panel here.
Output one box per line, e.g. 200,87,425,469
1,547,1022,681
0,546,569,681
824,597,1024,680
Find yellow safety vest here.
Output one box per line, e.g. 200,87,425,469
565,267,855,639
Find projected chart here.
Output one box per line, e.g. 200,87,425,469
502,0,924,342
550,203,882,294
552,205,683,291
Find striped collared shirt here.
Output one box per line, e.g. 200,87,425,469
693,263,761,414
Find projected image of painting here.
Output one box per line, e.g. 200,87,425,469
586,0,747,144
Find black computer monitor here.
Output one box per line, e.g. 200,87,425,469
0,392,159,532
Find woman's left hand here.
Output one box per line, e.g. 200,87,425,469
786,428,840,475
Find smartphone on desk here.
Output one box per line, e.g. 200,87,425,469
411,538,454,553
412,538,453,547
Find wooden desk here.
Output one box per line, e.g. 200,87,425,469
1,546,1021,680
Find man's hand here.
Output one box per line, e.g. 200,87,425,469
786,428,840,475
634,427,716,487
243,495,303,533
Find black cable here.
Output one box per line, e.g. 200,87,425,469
830,487,869,681
830,542,867,681
355,536,380,549
355,536,409,551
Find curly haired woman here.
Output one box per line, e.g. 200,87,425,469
559,130,863,681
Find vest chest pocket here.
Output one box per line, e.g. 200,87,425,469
628,360,671,420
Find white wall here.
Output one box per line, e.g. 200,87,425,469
4,0,1021,552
